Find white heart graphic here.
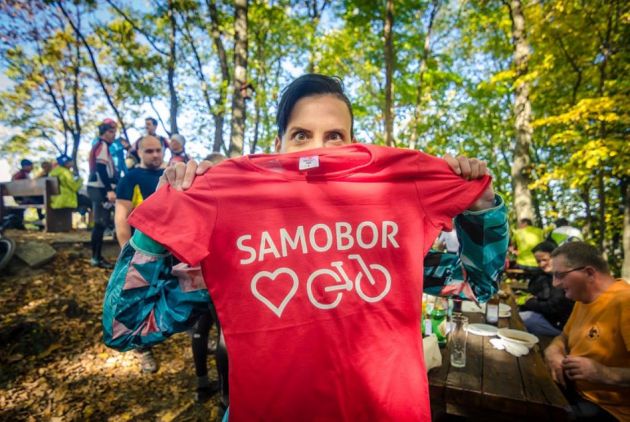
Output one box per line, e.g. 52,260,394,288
251,268,299,318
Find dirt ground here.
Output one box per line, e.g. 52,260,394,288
0,233,221,421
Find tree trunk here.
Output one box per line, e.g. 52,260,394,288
580,186,593,240
507,0,535,222
622,179,630,279
71,20,81,169
167,0,178,136
409,0,439,150
597,171,606,253
229,0,248,157
207,0,230,152
383,0,394,147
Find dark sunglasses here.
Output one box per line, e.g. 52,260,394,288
553,266,586,280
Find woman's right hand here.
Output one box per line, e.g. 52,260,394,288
157,160,217,191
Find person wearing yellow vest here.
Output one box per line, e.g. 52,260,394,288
544,242,630,421
50,155,82,209
512,218,544,270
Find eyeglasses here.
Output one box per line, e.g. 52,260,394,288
552,266,586,280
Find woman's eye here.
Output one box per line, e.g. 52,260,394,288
326,133,344,143
292,131,308,142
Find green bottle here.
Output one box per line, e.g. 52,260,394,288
431,298,448,347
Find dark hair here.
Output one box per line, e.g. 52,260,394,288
276,74,353,138
532,241,556,254
555,218,569,227
99,122,116,135
520,218,533,226
551,241,610,275
145,117,158,126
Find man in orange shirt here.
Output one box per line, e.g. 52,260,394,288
544,242,630,421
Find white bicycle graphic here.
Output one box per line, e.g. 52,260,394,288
306,254,392,310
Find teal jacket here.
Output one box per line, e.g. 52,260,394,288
103,196,508,351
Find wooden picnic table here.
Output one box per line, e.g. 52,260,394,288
428,296,571,421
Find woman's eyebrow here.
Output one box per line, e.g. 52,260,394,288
288,126,312,133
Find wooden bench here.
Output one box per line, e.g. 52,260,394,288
0,177,72,232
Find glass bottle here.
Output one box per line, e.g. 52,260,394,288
485,295,500,325
431,297,448,346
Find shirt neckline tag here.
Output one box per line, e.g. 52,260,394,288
299,155,320,171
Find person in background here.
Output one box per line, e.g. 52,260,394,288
517,241,574,336
12,159,33,181
9,159,35,229
30,161,53,221
49,155,83,211
549,218,583,246
511,218,544,272
87,121,118,269
35,161,53,179
93,118,131,179
168,134,189,165
127,117,169,168
544,242,630,421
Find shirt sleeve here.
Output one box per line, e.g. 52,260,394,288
116,175,133,201
127,175,218,265
422,195,508,303
414,153,491,231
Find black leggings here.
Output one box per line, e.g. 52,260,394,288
192,309,229,406
88,188,112,260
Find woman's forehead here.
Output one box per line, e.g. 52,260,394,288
287,95,352,130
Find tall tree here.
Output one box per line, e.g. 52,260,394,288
505,0,535,222
0,0,87,161
206,0,231,152
408,0,441,150
383,0,394,146
167,0,179,135
103,0,179,135
229,0,248,157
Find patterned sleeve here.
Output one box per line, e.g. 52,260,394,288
422,195,509,303
102,231,211,351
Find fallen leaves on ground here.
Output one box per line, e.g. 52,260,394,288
0,250,220,421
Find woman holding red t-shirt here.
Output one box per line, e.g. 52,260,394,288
103,74,508,421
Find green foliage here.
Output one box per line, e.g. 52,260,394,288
0,0,627,270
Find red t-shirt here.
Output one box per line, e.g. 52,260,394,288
129,144,490,421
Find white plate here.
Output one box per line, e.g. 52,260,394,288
477,303,511,314
467,323,499,336
497,328,539,349
461,302,484,313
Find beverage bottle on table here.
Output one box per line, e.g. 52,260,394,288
431,297,448,346
485,294,500,325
